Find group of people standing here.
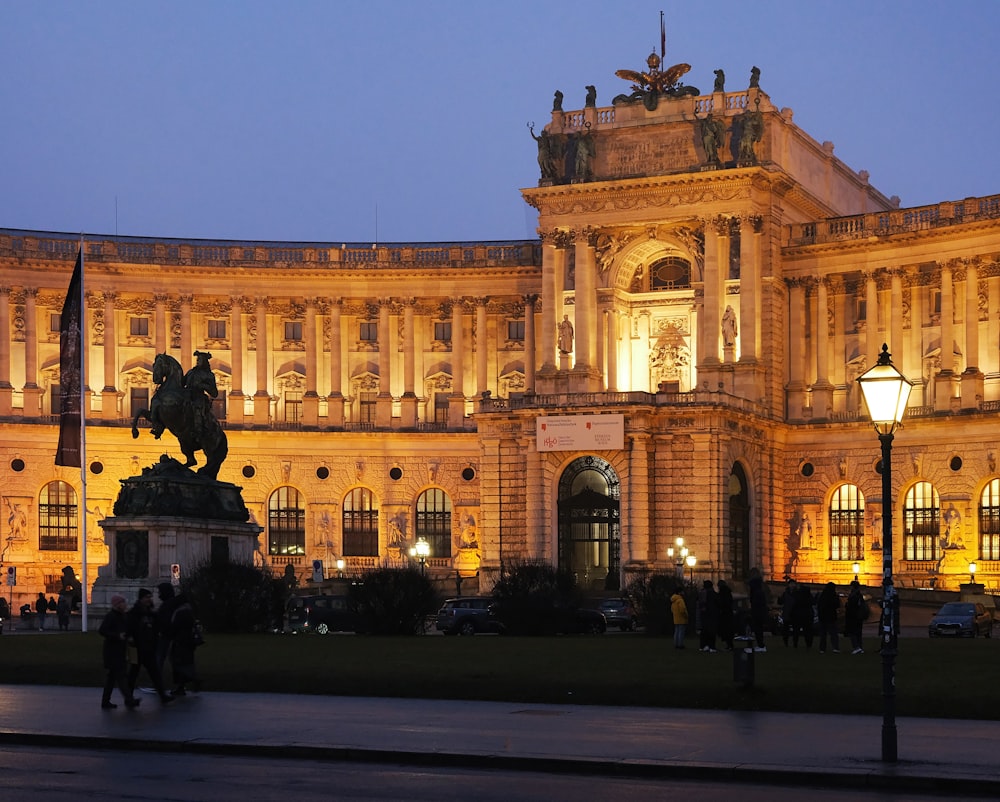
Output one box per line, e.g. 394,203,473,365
779,578,869,655
98,582,201,710
671,576,757,653
31,591,72,631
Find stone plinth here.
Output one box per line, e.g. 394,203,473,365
93,515,262,606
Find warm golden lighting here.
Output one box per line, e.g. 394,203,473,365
856,344,913,435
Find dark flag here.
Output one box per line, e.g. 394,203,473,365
55,248,83,467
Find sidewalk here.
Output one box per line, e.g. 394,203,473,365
0,684,998,796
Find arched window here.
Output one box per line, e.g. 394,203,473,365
343,487,378,557
903,481,939,561
979,479,1000,561
648,256,691,290
829,484,864,561
415,488,452,559
39,480,77,551
268,486,305,556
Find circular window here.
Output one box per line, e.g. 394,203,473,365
10,458,24,472
461,467,476,481
950,456,963,472
89,461,104,475
389,467,403,481
800,462,814,477
242,465,256,479
316,466,330,480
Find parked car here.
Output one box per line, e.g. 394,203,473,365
552,605,607,635
435,597,503,636
928,602,993,638
286,594,358,634
598,598,638,631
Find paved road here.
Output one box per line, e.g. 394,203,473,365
1,684,999,798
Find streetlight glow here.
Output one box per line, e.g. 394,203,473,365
415,537,430,576
855,343,911,765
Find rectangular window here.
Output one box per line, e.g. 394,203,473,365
284,391,302,423
434,321,452,342
130,317,149,337
359,392,376,424
434,392,449,425
130,387,149,417
212,394,227,421
50,313,61,333
284,321,302,341
207,319,227,339
359,321,377,341
507,320,525,341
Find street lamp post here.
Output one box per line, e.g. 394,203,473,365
969,561,978,584
415,537,430,577
336,558,345,579
852,561,860,583
685,554,697,585
856,343,913,764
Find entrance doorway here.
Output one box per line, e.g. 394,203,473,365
557,456,621,590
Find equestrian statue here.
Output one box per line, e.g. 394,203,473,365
131,351,229,480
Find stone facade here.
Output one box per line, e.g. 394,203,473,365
2,66,1000,606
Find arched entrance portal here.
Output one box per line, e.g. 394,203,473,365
557,456,621,590
728,462,751,579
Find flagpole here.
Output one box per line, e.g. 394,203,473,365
79,235,89,632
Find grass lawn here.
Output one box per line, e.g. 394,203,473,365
2,631,996,720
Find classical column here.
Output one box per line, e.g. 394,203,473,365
154,293,168,354
889,269,904,373
376,298,393,427
605,308,619,392
179,295,192,370
475,298,488,396
449,298,466,427
400,298,417,427
989,271,1000,378
228,297,245,424
0,287,11,415
627,433,651,565
327,298,344,426
865,270,880,369
573,229,597,371
786,279,806,419
961,258,984,409
539,234,558,374
810,278,834,418
553,234,569,370
700,218,723,367
935,262,956,411
523,294,537,393
22,288,43,416
253,296,271,423
739,215,761,361
98,291,117,419
524,435,545,559
302,297,319,425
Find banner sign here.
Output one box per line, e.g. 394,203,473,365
536,414,625,452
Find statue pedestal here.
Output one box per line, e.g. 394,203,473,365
93,515,262,606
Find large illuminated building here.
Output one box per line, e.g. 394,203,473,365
3,53,1000,607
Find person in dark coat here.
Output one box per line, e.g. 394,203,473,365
127,588,172,705
697,580,719,653
791,582,815,648
56,593,71,631
167,592,201,696
716,579,735,651
778,579,797,646
816,581,841,654
99,594,140,710
747,567,768,652
844,580,867,654
155,582,179,680
34,592,48,631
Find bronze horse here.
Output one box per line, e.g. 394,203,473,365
131,353,228,480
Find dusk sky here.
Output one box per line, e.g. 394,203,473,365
2,1,995,244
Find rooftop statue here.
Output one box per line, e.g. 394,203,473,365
613,51,699,111
131,351,229,480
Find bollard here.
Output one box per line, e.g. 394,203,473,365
733,636,755,688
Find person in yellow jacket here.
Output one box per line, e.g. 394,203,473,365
671,588,689,649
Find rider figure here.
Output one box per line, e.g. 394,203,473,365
184,351,218,438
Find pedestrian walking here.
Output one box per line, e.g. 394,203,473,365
747,567,768,652
126,588,173,705
34,592,48,631
99,594,141,710
791,582,815,648
155,582,179,679
167,591,201,696
844,580,868,654
716,579,735,651
698,580,719,653
816,581,841,654
56,594,71,631
670,586,688,648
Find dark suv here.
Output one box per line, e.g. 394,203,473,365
286,595,357,634
435,597,502,636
